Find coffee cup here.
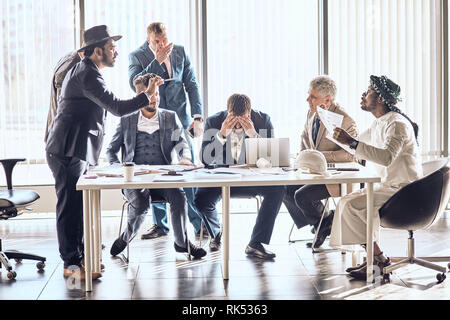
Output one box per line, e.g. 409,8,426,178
123,162,135,182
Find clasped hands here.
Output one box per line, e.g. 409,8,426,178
220,113,257,138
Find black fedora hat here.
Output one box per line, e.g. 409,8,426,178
78,25,122,52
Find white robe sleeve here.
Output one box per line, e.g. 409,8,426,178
355,121,408,167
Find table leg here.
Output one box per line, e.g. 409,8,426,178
98,191,103,267
222,186,230,280
366,182,374,283
83,190,92,292
92,191,101,273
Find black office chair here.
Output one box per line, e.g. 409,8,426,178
0,158,46,280
379,158,450,283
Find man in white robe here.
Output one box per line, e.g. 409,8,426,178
330,75,422,280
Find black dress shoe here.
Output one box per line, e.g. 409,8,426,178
141,224,168,240
312,210,334,249
174,241,207,259
345,261,367,273
209,231,222,252
110,237,127,256
245,242,276,260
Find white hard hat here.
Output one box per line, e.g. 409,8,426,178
294,149,328,176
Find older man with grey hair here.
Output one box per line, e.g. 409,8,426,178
283,75,358,249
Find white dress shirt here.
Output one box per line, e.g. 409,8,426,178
137,110,159,135
216,129,246,162
355,111,422,188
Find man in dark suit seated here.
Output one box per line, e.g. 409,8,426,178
194,94,286,260
106,73,206,260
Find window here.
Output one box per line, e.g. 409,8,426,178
206,0,320,152
0,0,75,162
328,0,443,160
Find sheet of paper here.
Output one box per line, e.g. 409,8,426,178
316,106,344,133
316,106,355,155
250,168,288,175
153,175,186,182
192,171,242,179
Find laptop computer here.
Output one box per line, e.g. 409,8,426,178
245,138,290,167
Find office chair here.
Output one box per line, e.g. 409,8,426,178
379,158,450,283
0,158,46,280
118,194,201,262
117,195,170,263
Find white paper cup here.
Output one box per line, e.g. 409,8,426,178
123,162,135,182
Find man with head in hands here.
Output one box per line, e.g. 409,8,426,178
194,94,286,260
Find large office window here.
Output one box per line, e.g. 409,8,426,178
84,0,199,162
207,0,320,152
328,0,443,160
0,0,75,162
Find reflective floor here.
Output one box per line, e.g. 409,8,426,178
0,210,449,300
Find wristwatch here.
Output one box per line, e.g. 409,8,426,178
194,116,204,122
349,139,359,150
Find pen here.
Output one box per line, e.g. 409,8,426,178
163,78,176,82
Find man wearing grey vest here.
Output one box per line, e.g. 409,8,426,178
106,73,206,259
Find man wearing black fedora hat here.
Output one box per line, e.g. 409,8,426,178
46,25,163,280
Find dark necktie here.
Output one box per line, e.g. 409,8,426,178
312,117,320,144
161,62,170,79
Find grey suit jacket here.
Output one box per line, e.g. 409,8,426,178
106,109,191,165
45,51,81,142
300,103,358,196
128,42,202,129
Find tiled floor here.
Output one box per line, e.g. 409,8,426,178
0,211,449,300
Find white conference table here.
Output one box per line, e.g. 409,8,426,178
76,165,381,292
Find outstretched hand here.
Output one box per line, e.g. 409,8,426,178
145,75,164,97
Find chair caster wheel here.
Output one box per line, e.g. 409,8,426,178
14,258,22,263
436,273,446,283
7,271,17,280
36,261,45,270
447,263,450,270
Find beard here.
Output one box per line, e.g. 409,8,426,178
102,52,114,67
144,106,156,112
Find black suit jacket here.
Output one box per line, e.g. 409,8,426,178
45,58,149,165
45,51,81,142
200,109,274,166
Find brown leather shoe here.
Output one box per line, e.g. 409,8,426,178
63,266,102,280
81,258,105,271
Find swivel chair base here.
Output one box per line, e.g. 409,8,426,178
0,240,46,280
383,231,450,283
